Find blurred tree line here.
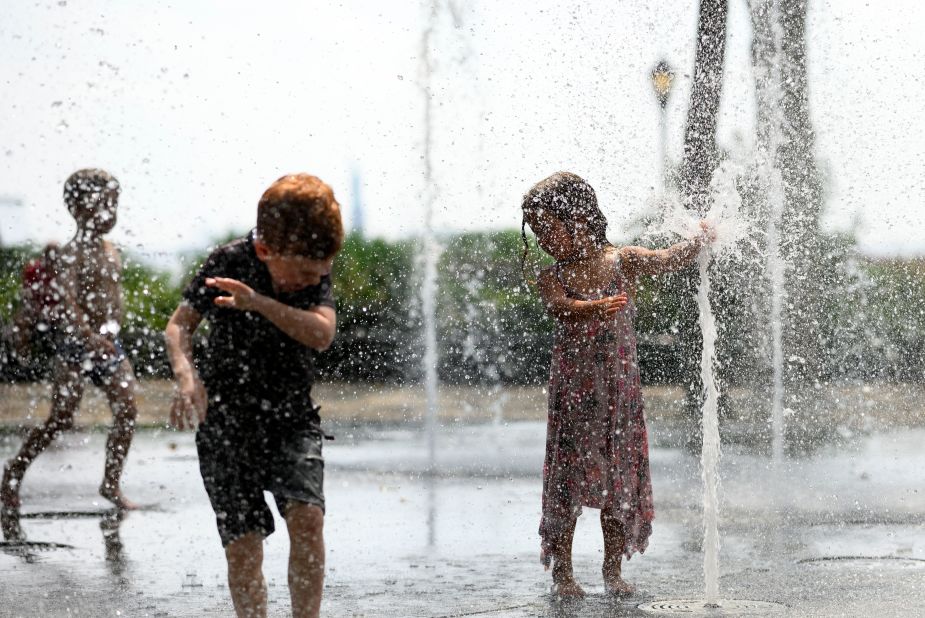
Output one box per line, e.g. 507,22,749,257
1,230,924,386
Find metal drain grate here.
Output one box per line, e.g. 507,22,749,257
638,599,786,614
798,556,925,569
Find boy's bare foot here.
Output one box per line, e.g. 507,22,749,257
99,484,139,510
1,463,21,509
552,562,585,599
602,567,635,595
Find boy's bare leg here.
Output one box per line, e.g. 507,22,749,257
601,508,634,594
551,517,584,598
2,362,83,509
226,532,268,618
98,360,139,509
285,503,325,618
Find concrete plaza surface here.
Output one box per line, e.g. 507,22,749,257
1,420,924,617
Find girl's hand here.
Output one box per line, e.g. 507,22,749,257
207,277,261,311
592,293,628,317
698,221,717,244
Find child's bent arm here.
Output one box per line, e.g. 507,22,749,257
205,276,336,350
165,303,207,429
537,269,627,321
252,297,336,351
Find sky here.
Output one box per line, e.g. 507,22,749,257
1,0,924,268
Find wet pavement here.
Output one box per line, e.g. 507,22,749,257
1,419,924,617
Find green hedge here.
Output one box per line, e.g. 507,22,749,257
2,230,921,385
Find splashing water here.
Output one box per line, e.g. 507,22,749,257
658,158,751,604
659,160,751,256
420,1,440,474
421,236,441,470
697,247,721,604
753,0,788,465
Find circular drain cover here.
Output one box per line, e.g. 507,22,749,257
638,599,786,614
799,556,925,569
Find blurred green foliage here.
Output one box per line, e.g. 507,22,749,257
3,230,925,385
120,258,184,376
0,245,32,321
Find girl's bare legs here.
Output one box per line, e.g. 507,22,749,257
551,517,585,598
98,359,139,509
2,362,84,509
601,508,634,594
226,532,268,618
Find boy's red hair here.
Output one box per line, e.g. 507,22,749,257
256,174,344,259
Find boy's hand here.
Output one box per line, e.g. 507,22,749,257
207,277,261,311
170,375,208,430
591,293,628,317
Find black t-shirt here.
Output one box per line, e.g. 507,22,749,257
182,231,334,427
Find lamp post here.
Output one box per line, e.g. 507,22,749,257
651,60,674,188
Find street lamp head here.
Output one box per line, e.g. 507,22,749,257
651,60,674,109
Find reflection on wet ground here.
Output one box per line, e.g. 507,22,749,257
0,422,924,616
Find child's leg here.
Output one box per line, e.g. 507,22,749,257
284,502,325,618
98,359,139,508
225,532,267,618
551,517,585,597
2,362,83,508
600,507,634,594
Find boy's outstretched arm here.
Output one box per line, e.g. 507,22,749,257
206,277,336,351
165,303,207,429
537,269,628,322
620,222,715,279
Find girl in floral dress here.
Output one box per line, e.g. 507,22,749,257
521,172,712,597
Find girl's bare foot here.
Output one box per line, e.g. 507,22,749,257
1,463,21,509
603,566,635,595
552,561,585,599
99,484,139,510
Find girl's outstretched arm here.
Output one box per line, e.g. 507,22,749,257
620,222,714,278
537,268,627,322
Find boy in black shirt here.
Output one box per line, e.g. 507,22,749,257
165,174,342,618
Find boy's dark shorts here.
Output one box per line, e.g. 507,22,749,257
196,419,325,547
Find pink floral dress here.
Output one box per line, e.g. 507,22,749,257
539,254,654,566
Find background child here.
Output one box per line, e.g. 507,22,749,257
521,171,713,598
165,173,342,618
2,169,139,514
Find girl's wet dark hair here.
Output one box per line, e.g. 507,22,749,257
520,171,610,281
